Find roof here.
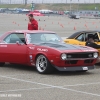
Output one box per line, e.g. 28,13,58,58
7,30,55,34
68,30,100,39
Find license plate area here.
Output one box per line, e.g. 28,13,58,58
82,67,88,70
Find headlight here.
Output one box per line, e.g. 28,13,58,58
93,52,98,58
61,53,67,60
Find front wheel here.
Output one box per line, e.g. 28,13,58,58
0,62,5,66
36,55,54,74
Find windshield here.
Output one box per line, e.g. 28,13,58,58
26,33,63,44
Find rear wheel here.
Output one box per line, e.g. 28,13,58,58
0,62,5,66
36,55,54,74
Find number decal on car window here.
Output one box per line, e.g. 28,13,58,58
26,34,31,44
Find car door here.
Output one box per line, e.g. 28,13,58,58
85,32,100,44
94,32,100,56
0,33,27,64
73,33,86,45
97,32,100,43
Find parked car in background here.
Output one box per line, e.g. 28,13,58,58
69,14,80,19
27,10,44,16
64,30,100,63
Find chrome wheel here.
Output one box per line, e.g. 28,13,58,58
36,55,47,73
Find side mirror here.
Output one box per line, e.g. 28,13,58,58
16,41,20,45
16,41,26,45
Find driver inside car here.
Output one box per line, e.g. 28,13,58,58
85,38,100,49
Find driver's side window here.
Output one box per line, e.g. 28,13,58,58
4,33,25,44
76,33,84,41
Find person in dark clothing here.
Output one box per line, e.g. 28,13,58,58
28,14,38,30
85,38,100,49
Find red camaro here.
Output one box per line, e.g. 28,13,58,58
0,30,98,74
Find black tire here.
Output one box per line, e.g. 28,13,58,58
36,55,54,74
0,62,5,66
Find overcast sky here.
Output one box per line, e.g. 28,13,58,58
1,0,100,4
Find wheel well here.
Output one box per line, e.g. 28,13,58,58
35,53,52,66
35,53,46,61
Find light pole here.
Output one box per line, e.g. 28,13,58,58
25,0,27,5
42,0,44,4
53,0,54,3
94,0,97,10
70,0,72,13
66,0,67,3
10,0,11,4
77,0,79,12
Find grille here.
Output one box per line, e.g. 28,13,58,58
65,60,78,64
67,52,94,59
84,60,93,64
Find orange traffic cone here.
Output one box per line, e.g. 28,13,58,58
85,24,87,27
74,26,76,30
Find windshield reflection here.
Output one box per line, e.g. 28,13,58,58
26,33,63,44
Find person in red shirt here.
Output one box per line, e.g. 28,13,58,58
28,14,38,30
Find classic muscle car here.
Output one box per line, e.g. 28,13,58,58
0,30,98,74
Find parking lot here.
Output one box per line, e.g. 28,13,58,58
0,13,100,100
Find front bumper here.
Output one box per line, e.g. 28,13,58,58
54,66,95,71
96,57,100,63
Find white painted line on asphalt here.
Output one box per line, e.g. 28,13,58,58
2,74,100,88
0,75,100,97
62,82,100,87
57,87,100,97
0,75,56,87
2,74,29,77
0,87,52,93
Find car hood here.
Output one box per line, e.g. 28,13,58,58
38,42,96,51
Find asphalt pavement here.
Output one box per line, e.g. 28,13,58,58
0,13,100,100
